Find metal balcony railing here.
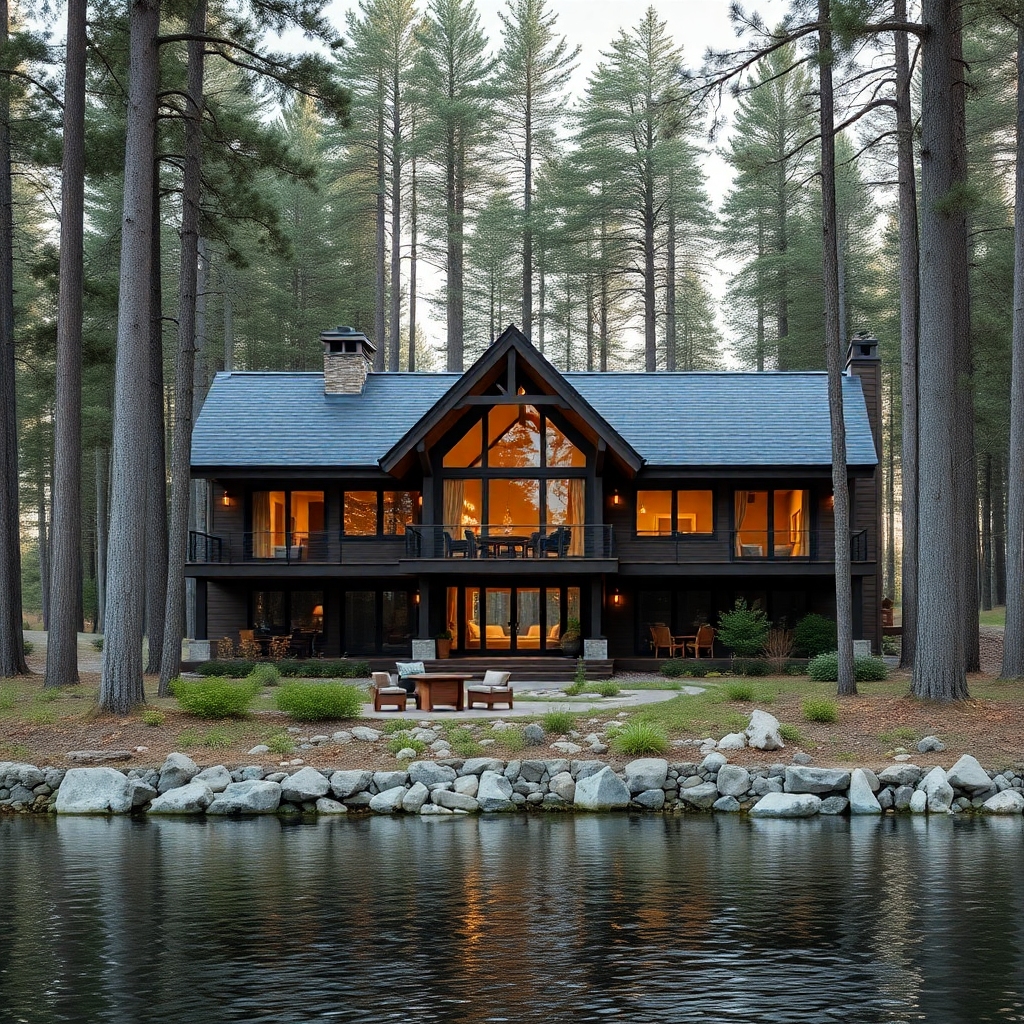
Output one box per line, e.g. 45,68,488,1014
404,524,615,560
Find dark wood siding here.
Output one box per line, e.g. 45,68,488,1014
207,582,247,643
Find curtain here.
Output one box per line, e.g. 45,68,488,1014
443,480,465,534
253,491,271,558
446,588,458,649
568,479,585,556
734,491,748,558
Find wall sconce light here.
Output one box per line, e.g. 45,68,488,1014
417,494,423,506
824,494,835,510
222,490,231,507
612,589,622,607
414,592,421,604
612,489,621,505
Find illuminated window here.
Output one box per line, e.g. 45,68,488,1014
344,491,377,535
637,490,714,536
383,492,418,535
488,405,541,468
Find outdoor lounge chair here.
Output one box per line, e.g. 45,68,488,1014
466,670,513,709
371,671,413,712
649,624,687,658
532,525,571,558
685,624,715,659
444,530,470,558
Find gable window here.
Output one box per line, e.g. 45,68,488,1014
636,490,714,536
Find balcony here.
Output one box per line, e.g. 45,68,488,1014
187,530,404,566
619,529,869,566
403,524,614,561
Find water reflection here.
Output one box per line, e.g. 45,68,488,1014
1,814,1023,1023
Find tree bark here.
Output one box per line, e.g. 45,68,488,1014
994,452,1007,606
0,0,26,676
37,465,49,630
912,0,969,700
981,453,992,611
159,0,206,694
374,75,386,371
95,449,108,635
144,167,167,675
896,0,920,671
1002,16,1024,677
408,125,416,372
100,0,161,714
388,55,402,373
886,363,896,600
44,0,88,688
819,0,855,696
644,149,656,372
666,176,677,373
522,90,532,337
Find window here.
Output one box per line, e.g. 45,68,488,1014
344,591,376,655
253,591,286,633
735,488,809,558
488,478,540,531
251,490,324,558
545,421,585,467
636,490,713,536
383,492,417,535
344,491,420,536
488,405,541,467
344,492,377,535
443,418,482,468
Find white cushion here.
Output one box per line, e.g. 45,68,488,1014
396,661,425,679
468,684,512,694
379,687,408,695
481,670,511,688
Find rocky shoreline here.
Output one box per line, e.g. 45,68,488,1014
2,749,1023,819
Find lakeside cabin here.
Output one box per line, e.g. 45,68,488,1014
186,325,882,675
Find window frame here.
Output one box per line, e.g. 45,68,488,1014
634,487,717,538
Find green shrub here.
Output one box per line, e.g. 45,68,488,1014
380,718,417,734
660,659,687,678
612,719,669,756
176,728,200,747
563,680,587,696
717,600,770,656
882,636,900,656
792,614,838,658
499,726,526,751
446,726,480,757
683,662,709,678
779,722,803,743
141,709,164,727
595,681,620,697
387,732,426,757
807,652,889,682
21,638,33,656
274,682,363,721
724,681,754,701
733,658,770,677
802,698,839,723
91,636,104,653
196,660,257,678
267,733,294,755
171,677,260,718
198,727,233,748
247,663,281,687
542,710,577,734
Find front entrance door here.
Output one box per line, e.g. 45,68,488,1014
453,585,579,655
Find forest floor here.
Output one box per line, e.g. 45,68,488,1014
1,627,1022,775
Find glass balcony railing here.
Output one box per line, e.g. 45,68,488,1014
403,524,615,560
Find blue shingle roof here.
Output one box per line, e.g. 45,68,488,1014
191,369,877,469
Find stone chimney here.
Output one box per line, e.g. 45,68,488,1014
321,326,376,395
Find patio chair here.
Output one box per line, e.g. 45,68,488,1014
464,529,478,559
534,525,570,558
649,624,687,658
685,624,716,659
371,671,412,712
444,530,470,558
466,670,514,710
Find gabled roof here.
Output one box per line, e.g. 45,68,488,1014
191,340,879,472
379,325,644,475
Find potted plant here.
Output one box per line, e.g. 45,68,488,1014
560,617,582,658
435,629,454,659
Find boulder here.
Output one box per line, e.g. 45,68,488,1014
848,768,882,815
408,762,457,787
419,804,454,816
65,750,133,764
909,789,928,813
55,767,133,814
716,765,751,798
157,753,199,794
206,780,282,814
574,767,631,811
749,792,822,818
917,736,946,753
877,764,922,788
633,788,666,809
369,787,407,813
712,795,740,813
624,758,669,795
860,767,880,792
281,767,330,803
129,779,159,809
194,765,232,793
746,709,784,750
373,770,408,792
699,752,728,774
148,780,214,814
573,760,608,781
819,796,849,815
315,797,347,814
432,789,479,812
330,770,373,799
454,775,479,797
983,790,1024,814
523,724,546,746
551,741,582,755
477,770,515,812
893,785,915,811
752,776,784,797
402,782,430,813
247,745,270,756
784,766,851,794
946,754,992,794
460,758,504,776
791,752,813,765
717,732,747,750
921,766,954,813
677,781,720,810
351,726,381,742
548,771,576,802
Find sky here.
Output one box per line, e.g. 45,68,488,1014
322,0,782,355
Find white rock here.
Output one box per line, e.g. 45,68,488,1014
419,803,454,815
624,758,668,795
315,797,347,814
548,771,576,802
454,775,479,798
55,767,133,814
717,732,747,750
477,770,515,812
247,745,270,755
921,766,954,813
716,764,751,798
746,709,784,751
329,769,372,799
784,766,851,794
194,765,232,793
749,792,821,818
700,752,728,773
983,790,1024,814
574,766,631,811
550,741,582,755
148,780,214,814
157,753,200,794
332,731,352,743
351,726,381,742
460,757,503,776
848,768,882,814
408,761,457,787
207,780,282,814
280,767,330,803
432,789,479,812
402,781,430,813
369,786,407,813
909,789,928,813
678,782,719,809
946,754,992,793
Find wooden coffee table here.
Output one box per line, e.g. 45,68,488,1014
407,673,474,712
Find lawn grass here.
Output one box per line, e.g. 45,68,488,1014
979,606,1006,628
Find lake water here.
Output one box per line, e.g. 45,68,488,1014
1,814,1023,1023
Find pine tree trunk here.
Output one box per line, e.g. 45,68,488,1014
37,468,49,630
819,0,855,696
886,366,896,600
1002,17,1024,677
913,0,970,700
222,265,234,371
666,181,677,373
100,0,161,714
896,0,920,670
0,0,26,676
522,95,532,337
757,215,766,371
408,134,416,372
538,242,545,355
159,0,206,694
994,452,1007,606
374,77,386,371
95,449,108,634
388,58,401,373
981,453,993,611
644,153,656,372
44,0,87,686
144,170,167,675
